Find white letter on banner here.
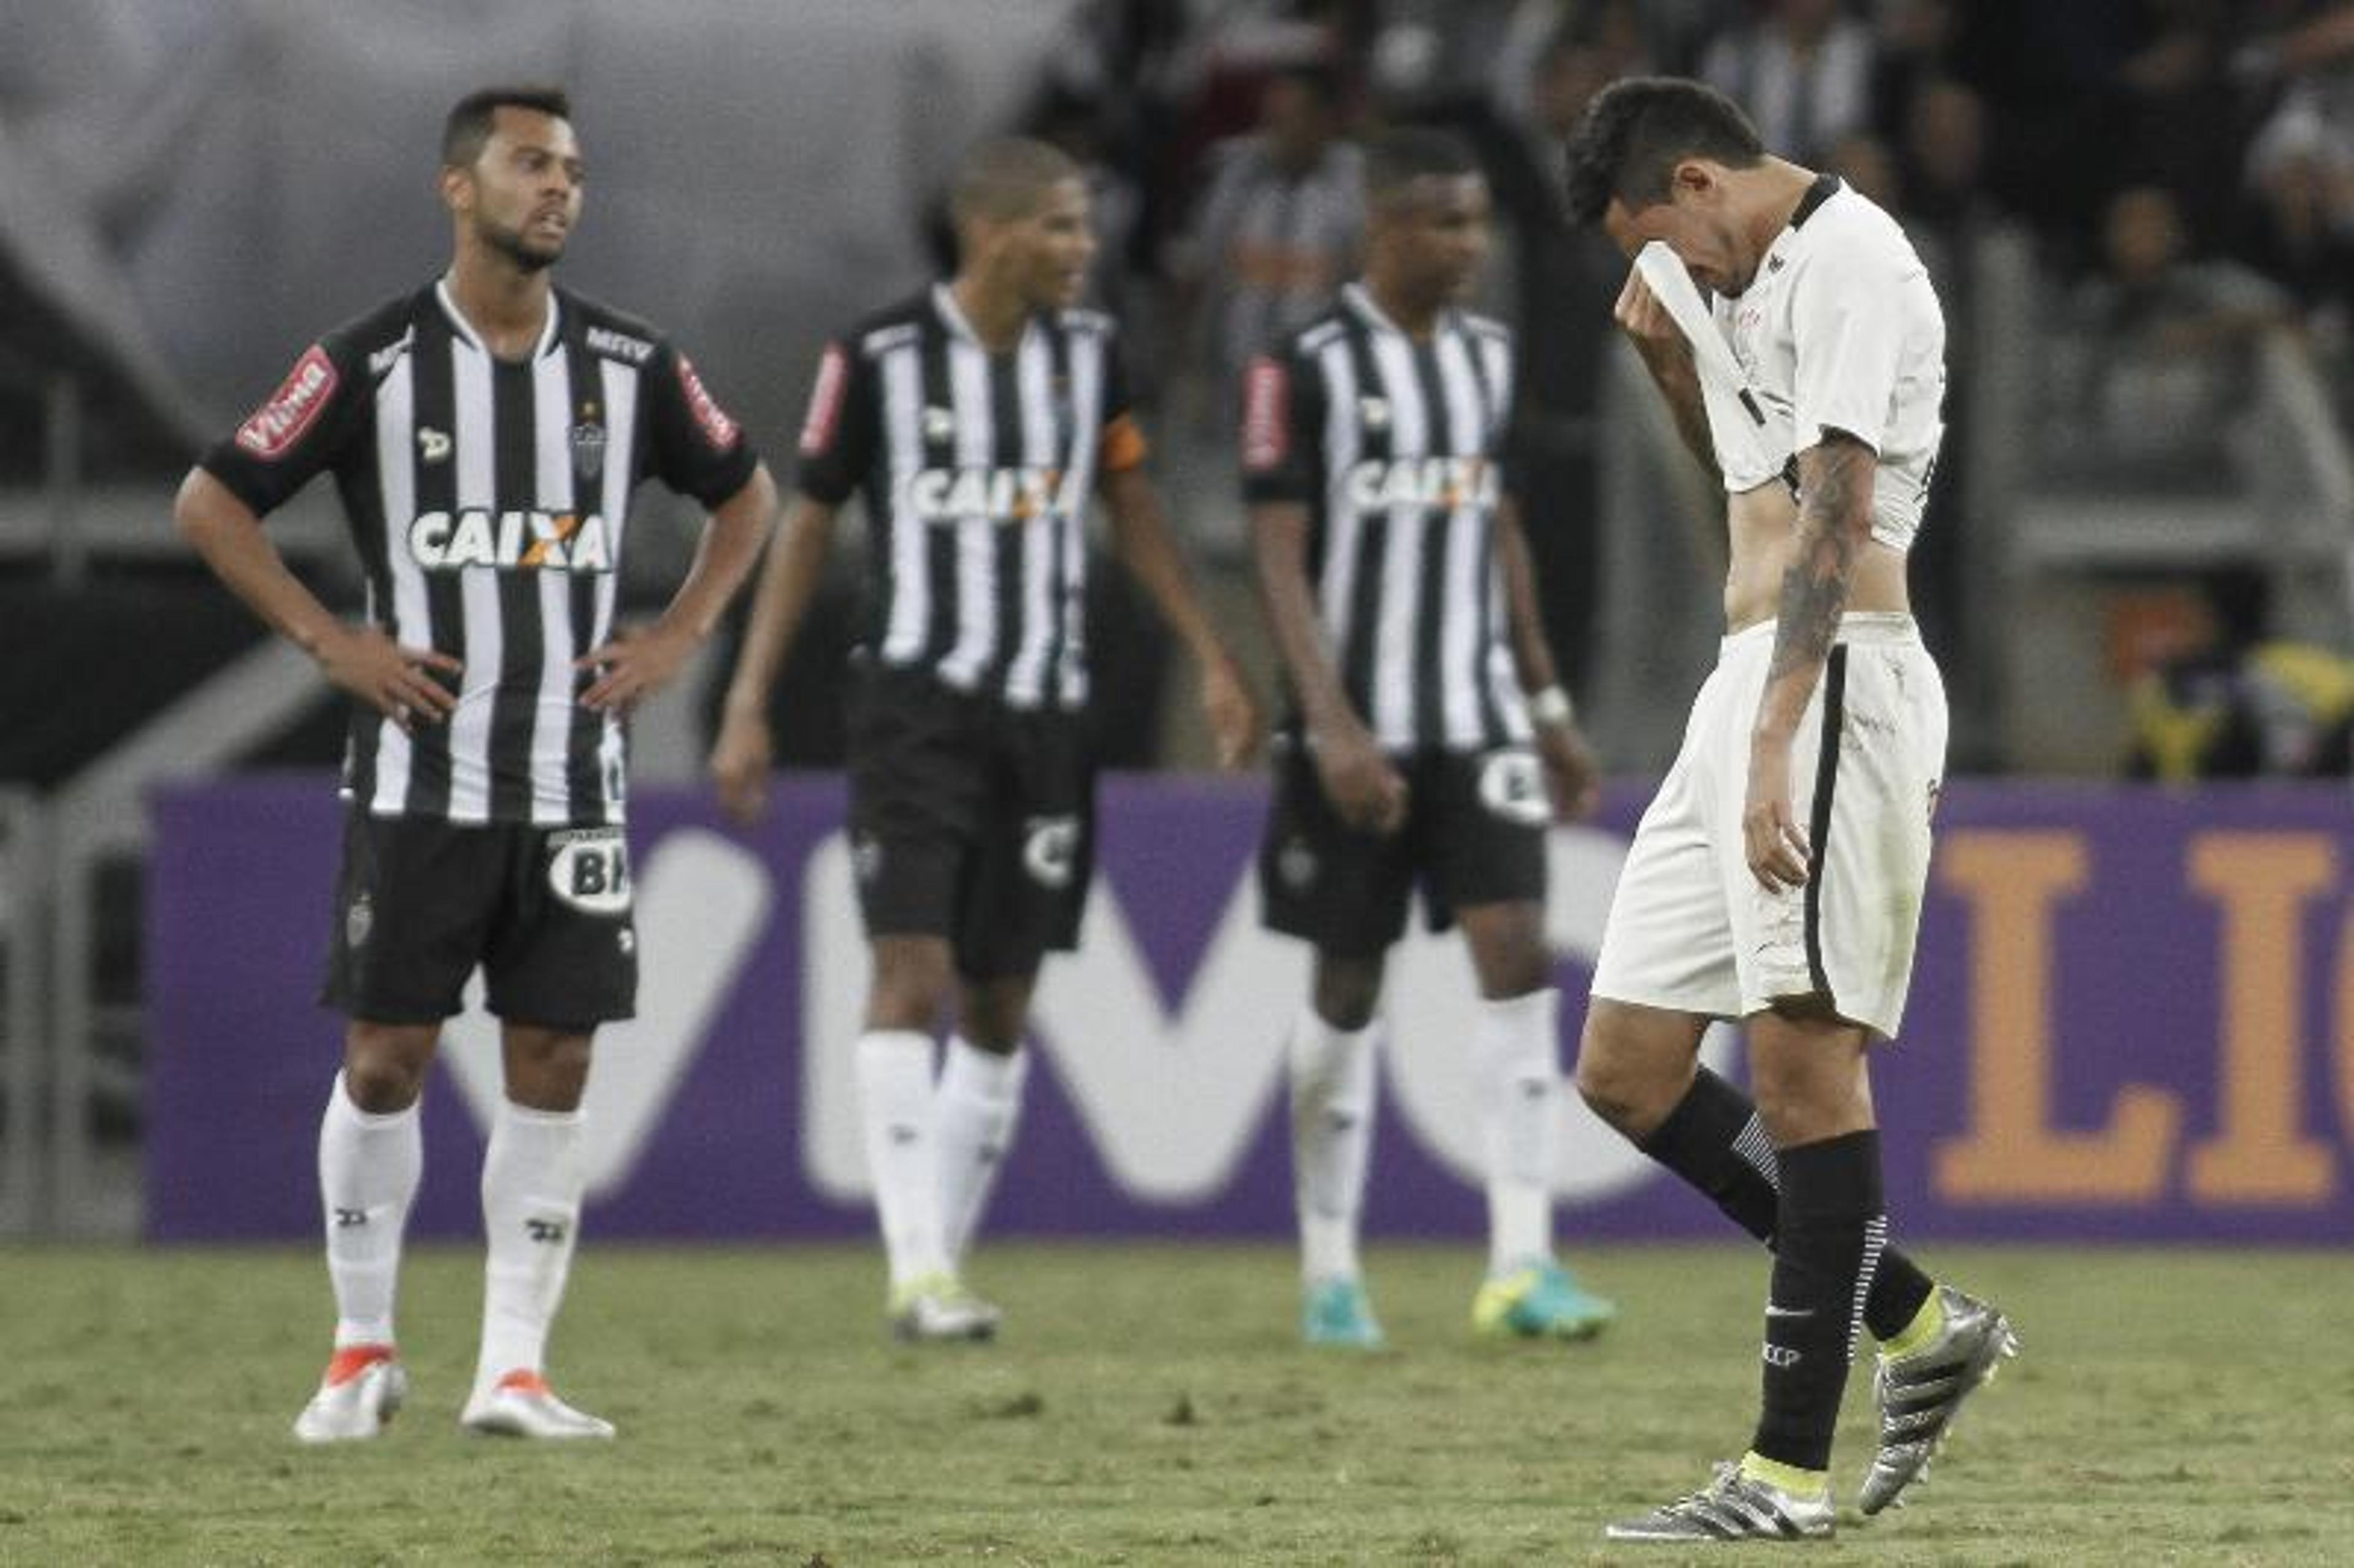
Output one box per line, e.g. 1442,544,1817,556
445,828,772,1195
801,830,1311,1203
1383,824,1742,1205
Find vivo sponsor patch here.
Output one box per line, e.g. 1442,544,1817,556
235,345,338,459
799,343,849,455
675,352,740,450
587,325,654,364
547,828,633,915
1241,356,1288,473
1477,750,1550,827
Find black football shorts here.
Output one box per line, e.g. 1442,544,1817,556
846,664,1094,981
322,809,638,1029
1257,737,1549,957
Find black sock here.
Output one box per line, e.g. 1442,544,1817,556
1639,1069,1935,1341
1750,1131,1885,1474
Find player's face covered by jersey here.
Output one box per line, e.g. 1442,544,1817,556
1603,162,1754,297
991,178,1098,312
448,107,585,273
1376,174,1493,308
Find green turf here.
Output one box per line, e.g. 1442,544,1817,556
0,1241,2345,1565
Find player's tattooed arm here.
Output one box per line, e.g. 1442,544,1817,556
1743,430,1875,890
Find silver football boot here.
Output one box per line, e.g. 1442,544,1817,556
1858,1285,2019,1514
1606,1461,1835,1542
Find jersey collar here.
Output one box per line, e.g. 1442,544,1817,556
434,277,563,361
931,282,1039,354
1342,280,1452,341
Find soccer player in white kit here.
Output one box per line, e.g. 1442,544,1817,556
1559,78,2016,1541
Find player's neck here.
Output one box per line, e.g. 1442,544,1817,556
1362,275,1442,340
948,274,1030,354
444,248,555,360
1749,158,1823,249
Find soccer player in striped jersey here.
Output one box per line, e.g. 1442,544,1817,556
1564,77,2014,1540
709,137,1260,1341
1242,128,1616,1349
176,86,778,1442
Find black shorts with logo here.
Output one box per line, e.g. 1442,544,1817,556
847,664,1094,981
322,810,638,1029
1257,737,1550,958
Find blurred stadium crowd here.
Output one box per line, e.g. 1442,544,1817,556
4,0,2354,785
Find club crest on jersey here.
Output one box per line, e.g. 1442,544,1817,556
907,466,1069,526
235,344,338,459
546,828,632,915
416,427,451,463
922,405,957,444
571,419,606,480
1359,395,1390,430
407,509,614,572
1345,456,1499,512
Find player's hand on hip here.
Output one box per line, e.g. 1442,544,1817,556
316,622,460,732
1313,720,1409,836
708,706,774,826
1742,740,1810,891
1537,724,1601,823
578,621,695,714
1200,655,1264,771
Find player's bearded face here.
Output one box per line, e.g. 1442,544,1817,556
460,109,585,273
1007,179,1096,310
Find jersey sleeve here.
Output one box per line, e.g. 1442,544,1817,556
196,335,371,516
1789,240,1911,455
644,340,761,508
793,337,879,506
1239,343,1325,504
1096,331,1149,475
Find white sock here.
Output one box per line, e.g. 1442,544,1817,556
317,1071,422,1350
1478,988,1561,1276
1288,1008,1378,1284
474,1099,585,1396
856,1030,948,1292
935,1035,1027,1268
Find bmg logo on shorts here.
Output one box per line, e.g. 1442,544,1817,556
546,827,633,915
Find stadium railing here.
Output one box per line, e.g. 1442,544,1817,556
0,787,44,1235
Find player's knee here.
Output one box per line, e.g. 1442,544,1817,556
867,939,957,1030
341,1025,432,1112
1311,957,1384,1032
1572,1016,1669,1136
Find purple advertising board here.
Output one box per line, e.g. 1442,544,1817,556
148,775,2354,1243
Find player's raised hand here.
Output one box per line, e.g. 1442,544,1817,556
1613,267,1690,366
1312,717,1409,837
1742,739,1810,891
1537,722,1601,823
708,703,774,826
1200,655,1264,771
315,622,460,732
577,621,697,714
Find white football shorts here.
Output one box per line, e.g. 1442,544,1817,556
1590,612,1947,1040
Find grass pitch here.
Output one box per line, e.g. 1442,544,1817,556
0,1241,2346,1565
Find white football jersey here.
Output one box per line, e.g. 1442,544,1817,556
1711,177,1947,553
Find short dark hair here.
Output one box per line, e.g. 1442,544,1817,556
442,85,573,169
950,137,1082,226
1364,126,1481,205
1562,75,1762,226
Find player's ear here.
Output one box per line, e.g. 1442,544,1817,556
438,162,473,217
1670,160,1716,203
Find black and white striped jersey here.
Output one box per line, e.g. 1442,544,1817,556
794,285,1146,713
200,280,758,825
1241,282,1533,753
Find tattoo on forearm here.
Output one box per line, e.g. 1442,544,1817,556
1767,438,1865,685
